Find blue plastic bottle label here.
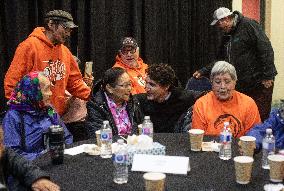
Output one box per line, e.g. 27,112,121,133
101,132,112,141
263,142,274,151
220,134,225,142
226,135,231,142
114,154,127,163
142,128,150,135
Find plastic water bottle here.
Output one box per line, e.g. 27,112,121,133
100,120,112,158
219,122,228,159
113,139,128,184
262,128,275,169
142,116,153,138
219,122,232,160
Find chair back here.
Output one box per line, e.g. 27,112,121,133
185,77,211,91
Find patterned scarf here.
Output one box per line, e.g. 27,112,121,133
7,71,58,124
105,93,132,135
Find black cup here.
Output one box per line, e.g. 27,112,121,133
48,125,64,165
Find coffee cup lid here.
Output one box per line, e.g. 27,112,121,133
143,172,166,180
234,156,254,163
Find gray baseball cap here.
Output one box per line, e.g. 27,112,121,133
45,10,78,28
210,7,232,26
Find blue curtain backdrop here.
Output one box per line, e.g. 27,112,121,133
0,0,231,113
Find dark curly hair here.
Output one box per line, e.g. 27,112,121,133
146,63,176,89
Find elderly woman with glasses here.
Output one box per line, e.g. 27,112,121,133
86,67,144,138
112,37,148,94
192,61,261,138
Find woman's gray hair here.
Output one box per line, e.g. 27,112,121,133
210,61,237,81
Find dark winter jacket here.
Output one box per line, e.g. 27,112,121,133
86,90,144,138
200,11,277,91
136,88,203,133
0,148,49,191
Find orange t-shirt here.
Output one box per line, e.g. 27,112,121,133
192,91,261,138
113,55,148,94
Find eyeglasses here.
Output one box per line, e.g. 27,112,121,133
116,83,132,88
120,48,136,55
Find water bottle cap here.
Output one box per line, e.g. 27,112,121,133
103,120,109,125
266,128,272,133
117,139,124,144
144,116,150,120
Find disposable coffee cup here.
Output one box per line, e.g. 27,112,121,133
138,124,142,135
234,156,254,184
239,136,256,157
95,130,101,147
188,129,204,151
268,154,284,182
143,172,166,191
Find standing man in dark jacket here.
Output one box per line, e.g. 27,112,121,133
193,7,277,121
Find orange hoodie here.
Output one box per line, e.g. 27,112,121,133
113,55,148,94
192,91,261,138
4,27,91,116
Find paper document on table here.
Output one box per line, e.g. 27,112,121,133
131,154,189,175
64,144,90,155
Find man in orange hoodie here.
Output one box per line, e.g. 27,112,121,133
113,37,148,94
4,10,91,116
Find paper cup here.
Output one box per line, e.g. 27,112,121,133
234,156,254,184
188,129,204,151
143,172,166,191
239,136,256,157
138,124,143,135
95,130,101,147
268,154,284,182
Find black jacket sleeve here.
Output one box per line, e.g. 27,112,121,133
85,100,106,139
3,148,49,189
133,93,148,113
247,20,276,80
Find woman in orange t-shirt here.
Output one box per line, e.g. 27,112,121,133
192,61,261,138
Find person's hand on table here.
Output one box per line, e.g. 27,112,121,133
31,178,60,191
